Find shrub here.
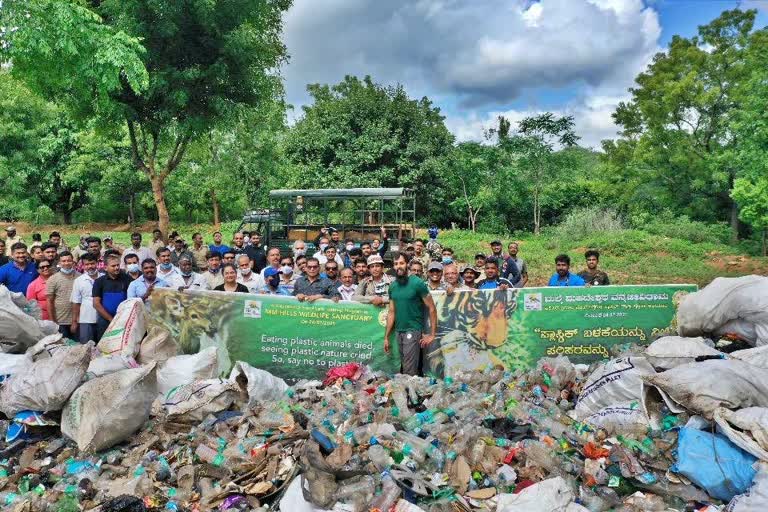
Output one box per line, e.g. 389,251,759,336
554,206,625,240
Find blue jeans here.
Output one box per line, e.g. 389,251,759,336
78,323,98,344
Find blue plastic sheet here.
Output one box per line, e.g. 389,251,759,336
672,427,757,501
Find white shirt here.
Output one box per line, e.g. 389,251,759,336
178,272,207,291
70,272,100,323
314,253,344,267
338,283,358,301
237,271,264,293
120,246,153,269
157,266,184,288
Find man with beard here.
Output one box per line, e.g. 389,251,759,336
548,254,586,287
208,231,230,257
245,232,267,273
502,242,527,288
127,259,170,300
385,252,437,376
353,257,368,284
477,259,513,290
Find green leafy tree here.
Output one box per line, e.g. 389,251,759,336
445,142,502,232
284,76,455,221
604,9,759,241
2,0,292,236
501,114,579,235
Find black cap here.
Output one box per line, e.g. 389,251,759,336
490,240,502,246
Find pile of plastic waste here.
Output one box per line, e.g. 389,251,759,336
0,276,767,512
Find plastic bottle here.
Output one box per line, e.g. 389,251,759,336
397,432,445,468
332,475,375,501
369,471,402,512
0,492,19,506
367,445,393,470
391,384,412,418
195,444,219,464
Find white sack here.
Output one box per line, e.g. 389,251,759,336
644,336,721,369
0,353,31,382
137,325,178,365
27,333,66,361
157,347,219,398
582,402,651,436
0,342,92,415
495,477,575,511
725,462,768,512
678,275,768,346
229,361,288,407
163,378,238,422
0,285,45,353
730,345,768,369
714,407,768,462
86,354,139,380
643,359,768,418
96,298,146,357
574,357,656,420
62,363,157,452
279,477,333,512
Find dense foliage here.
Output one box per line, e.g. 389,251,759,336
1,6,767,252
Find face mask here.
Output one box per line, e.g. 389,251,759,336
159,263,173,271
268,275,280,288
60,267,75,275
126,263,140,274
238,268,251,277
319,244,328,252
293,249,306,256
281,265,293,275
346,244,354,252
181,270,192,277
442,257,453,265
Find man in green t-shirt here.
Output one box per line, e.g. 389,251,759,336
385,253,437,376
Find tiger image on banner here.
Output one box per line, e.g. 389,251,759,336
428,288,520,377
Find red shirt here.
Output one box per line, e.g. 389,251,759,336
26,276,50,320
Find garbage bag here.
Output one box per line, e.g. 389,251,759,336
0,285,45,353
574,357,655,420
163,378,238,422
730,345,768,369
26,333,66,361
643,359,768,418
157,347,219,397
62,363,157,452
726,462,768,512
678,275,768,346
714,407,768,462
229,361,288,407
495,476,577,511
644,336,721,369
0,342,92,415
672,426,757,502
0,353,31,383
97,298,146,358
136,325,178,365
279,477,333,512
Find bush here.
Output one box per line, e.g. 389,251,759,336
631,210,731,244
554,206,625,240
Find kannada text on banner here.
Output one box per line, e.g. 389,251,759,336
147,284,696,380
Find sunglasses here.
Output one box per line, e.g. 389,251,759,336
39,265,51,270
326,267,338,271
306,265,319,269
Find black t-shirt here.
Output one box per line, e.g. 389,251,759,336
245,245,267,273
92,271,133,316
214,283,250,293
0,255,8,266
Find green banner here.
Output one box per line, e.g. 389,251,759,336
430,284,696,377
147,284,695,380
147,290,399,381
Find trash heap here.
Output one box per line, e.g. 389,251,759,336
0,276,767,511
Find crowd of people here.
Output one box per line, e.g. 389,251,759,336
0,225,610,351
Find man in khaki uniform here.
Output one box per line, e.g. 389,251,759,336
4,226,23,257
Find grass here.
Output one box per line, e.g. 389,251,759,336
16,221,766,287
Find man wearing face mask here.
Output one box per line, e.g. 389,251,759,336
236,254,263,293
155,248,184,288
259,248,281,281
292,240,307,259
177,256,207,291
278,256,297,294
440,248,455,266
203,252,225,290
127,258,171,301
123,254,142,280
312,237,330,261
46,251,80,338
71,253,102,343
259,267,292,295
340,238,356,267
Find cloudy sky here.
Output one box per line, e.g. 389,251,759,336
280,0,768,148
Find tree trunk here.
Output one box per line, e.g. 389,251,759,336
211,188,221,229
62,210,73,225
150,175,170,238
533,188,541,235
730,201,740,243
128,194,135,227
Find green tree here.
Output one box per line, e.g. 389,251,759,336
445,142,502,232
604,9,759,240
501,114,579,235
2,0,291,236
284,76,455,221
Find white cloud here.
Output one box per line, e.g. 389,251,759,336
739,0,768,12
445,92,626,149
281,0,662,143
